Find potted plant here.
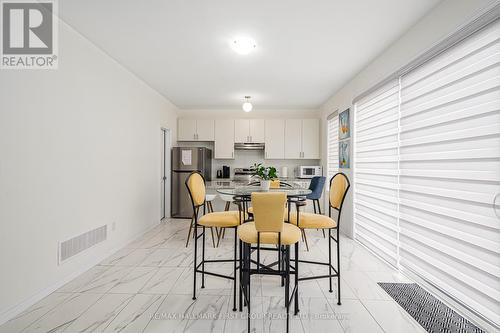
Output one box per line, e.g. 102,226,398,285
252,163,277,191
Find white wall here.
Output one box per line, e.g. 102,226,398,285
319,0,497,237
0,19,178,322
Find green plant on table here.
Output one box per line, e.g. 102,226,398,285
251,163,277,181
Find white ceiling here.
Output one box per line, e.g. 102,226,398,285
60,0,441,109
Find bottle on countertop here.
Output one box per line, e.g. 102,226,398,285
281,166,288,178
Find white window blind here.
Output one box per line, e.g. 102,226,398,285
353,18,500,328
399,19,500,326
354,80,400,267
327,113,339,180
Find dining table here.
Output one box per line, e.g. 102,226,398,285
216,185,312,222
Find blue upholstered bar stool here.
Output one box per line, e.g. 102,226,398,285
306,176,326,214
306,176,327,240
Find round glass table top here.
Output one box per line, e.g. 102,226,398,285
216,186,311,197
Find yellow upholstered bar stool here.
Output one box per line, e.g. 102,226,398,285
185,171,243,311
238,192,301,333
247,180,292,220
288,172,350,305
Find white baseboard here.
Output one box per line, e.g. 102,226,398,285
0,221,160,326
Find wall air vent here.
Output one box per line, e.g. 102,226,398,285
58,225,107,264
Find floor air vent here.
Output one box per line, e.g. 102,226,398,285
59,225,107,263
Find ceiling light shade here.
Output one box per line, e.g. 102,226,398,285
242,102,253,112
231,37,257,55
242,96,253,112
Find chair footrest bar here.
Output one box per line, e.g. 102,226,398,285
195,269,235,280
203,259,235,263
296,259,330,266
298,274,339,281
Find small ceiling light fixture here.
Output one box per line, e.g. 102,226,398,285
231,37,257,55
242,96,253,112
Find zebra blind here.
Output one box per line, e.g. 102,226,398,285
354,79,400,267
399,18,500,326
327,113,339,180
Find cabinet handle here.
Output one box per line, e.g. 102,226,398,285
250,135,252,142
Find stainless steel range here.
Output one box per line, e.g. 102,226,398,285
233,168,257,184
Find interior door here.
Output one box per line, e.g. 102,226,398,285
284,119,302,159
249,119,265,143
161,129,167,220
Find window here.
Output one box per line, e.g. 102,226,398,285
354,80,400,267
353,18,500,327
327,112,339,180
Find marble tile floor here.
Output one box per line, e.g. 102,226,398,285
1,219,426,333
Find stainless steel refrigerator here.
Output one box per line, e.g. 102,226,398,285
171,147,212,218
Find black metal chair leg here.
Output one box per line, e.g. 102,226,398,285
239,239,243,311
210,227,216,247
186,215,194,247
337,227,341,305
246,243,251,333
281,246,285,287
285,245,290,333
302,229,310,251
233,227,237,311
294,241,299,315
201,226,206,288
316,199,322,215
193,220,197,300
313,200,317,214
328,228,333,293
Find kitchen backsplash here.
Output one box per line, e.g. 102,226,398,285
175,141,320,179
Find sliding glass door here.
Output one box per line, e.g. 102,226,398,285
354,18,500,327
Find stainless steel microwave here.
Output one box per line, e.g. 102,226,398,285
298,166,322,179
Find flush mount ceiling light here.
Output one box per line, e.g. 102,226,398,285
242,96,253,112
230,37,257,55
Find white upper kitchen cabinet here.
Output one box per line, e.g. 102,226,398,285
249,119,265,143
214,119,235,159
234,119,265,143
177,118,197,141
195,119,215,141
301,119,320,159
177,119,214,141
284,119,302,159
234,119,249,143
284,119,320,159
264,119,285,159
